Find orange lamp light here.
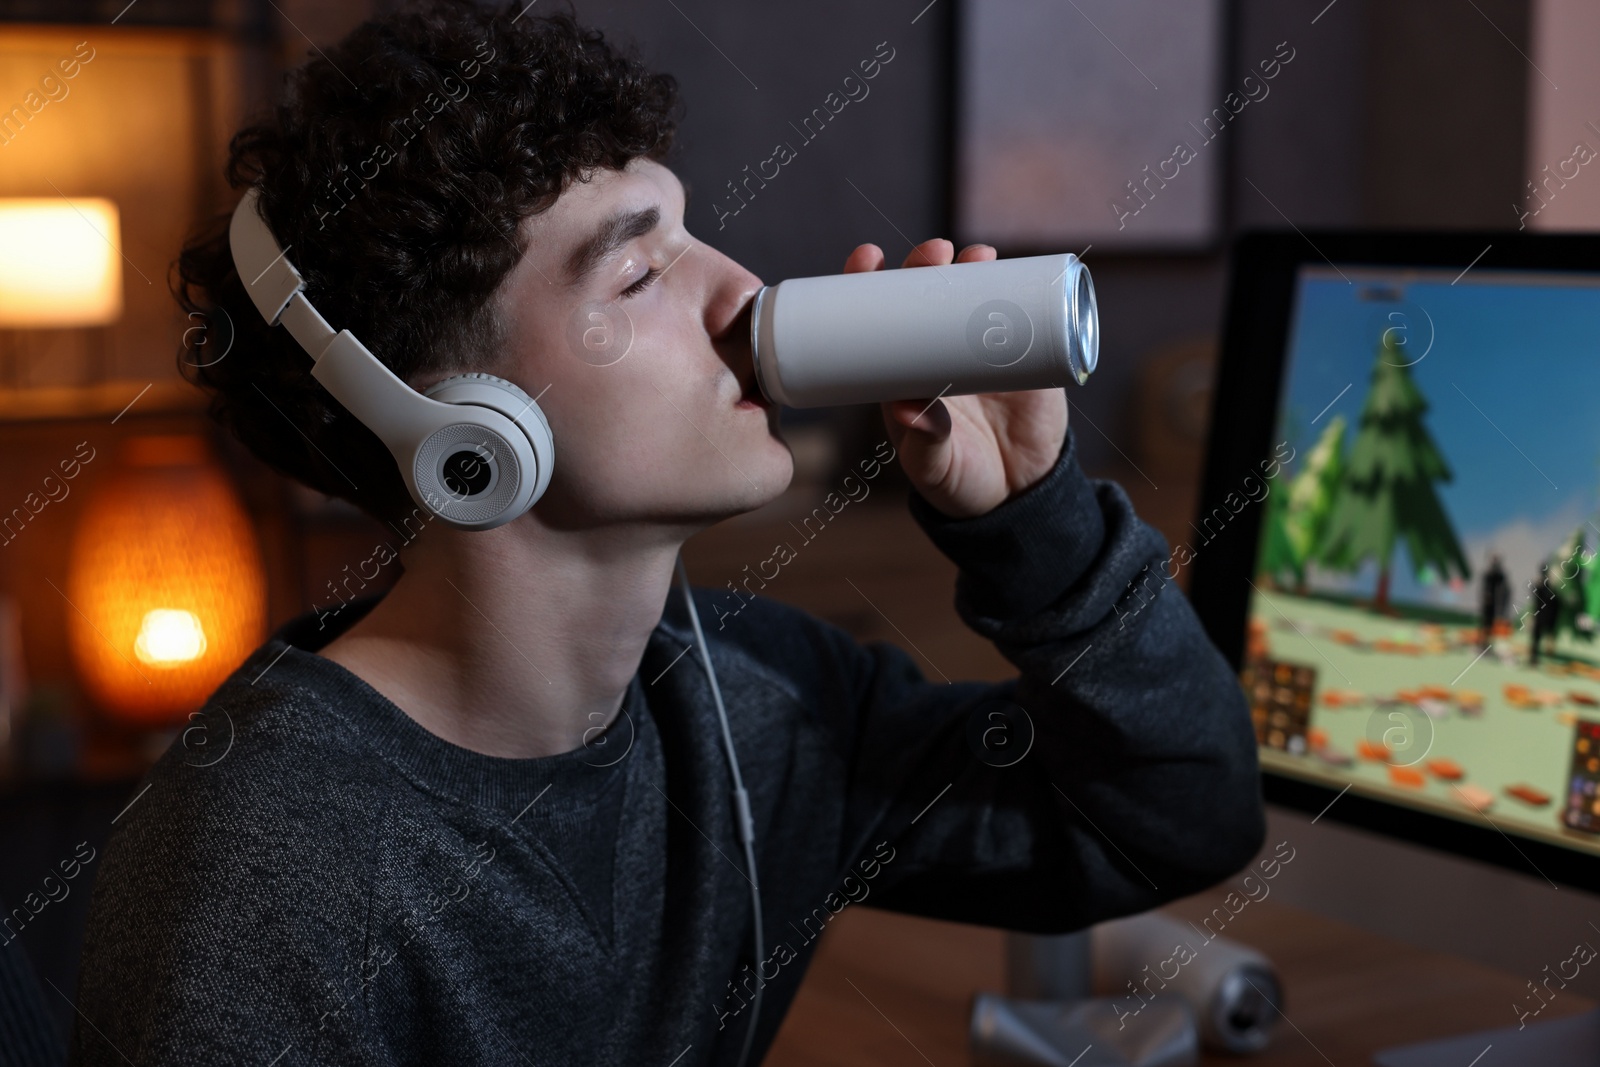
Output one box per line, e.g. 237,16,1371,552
65,435,266,725
0,198,123,327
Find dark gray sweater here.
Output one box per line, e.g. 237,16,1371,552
67,429,1264,1066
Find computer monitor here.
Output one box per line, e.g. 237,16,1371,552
1190,231,1600,1062
1196,231,1600,1062
1192,229,1600,894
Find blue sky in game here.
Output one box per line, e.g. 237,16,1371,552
1273,265,1600,611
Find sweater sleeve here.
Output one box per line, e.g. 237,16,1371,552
0,911,63,1067
66,748,402,1067
828,425,1265,933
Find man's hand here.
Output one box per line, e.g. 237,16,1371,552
842,238,1070,519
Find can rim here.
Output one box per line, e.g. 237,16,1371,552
749,284,772,401
1066,260,1099,385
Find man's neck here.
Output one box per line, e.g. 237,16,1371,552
317,520,690,759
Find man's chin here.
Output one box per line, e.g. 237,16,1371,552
736,449,796,514
705,443,795,524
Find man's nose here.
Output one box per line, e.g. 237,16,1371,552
702,246,764,343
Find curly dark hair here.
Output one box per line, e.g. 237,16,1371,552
175,0,680,524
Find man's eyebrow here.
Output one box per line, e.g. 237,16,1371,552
563,205,660,287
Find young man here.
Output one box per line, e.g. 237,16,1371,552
69,3,1265,1064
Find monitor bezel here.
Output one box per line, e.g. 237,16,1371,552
1189,229,1600,894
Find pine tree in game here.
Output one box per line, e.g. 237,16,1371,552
1281,415,1347,594
1547,526,1593,643
1583,537,1600,635
1316,329,1470,611
1258,466,1299,588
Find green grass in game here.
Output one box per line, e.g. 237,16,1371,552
1248,587,1600,856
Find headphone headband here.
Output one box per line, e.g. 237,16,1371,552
230,188,308,328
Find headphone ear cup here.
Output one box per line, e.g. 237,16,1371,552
419,373,555,526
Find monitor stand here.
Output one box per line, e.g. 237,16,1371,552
1005,930,1093,1001
980,932,1198,1066
1373,1007,1600,1066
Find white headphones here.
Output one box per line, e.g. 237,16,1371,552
227,186,555,530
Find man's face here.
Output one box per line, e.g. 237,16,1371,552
483,158,792,530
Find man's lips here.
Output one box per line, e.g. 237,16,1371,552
734,363,769,408
727,295,767,407
736,386,771,410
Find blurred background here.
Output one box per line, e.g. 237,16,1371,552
2,0,1598,1061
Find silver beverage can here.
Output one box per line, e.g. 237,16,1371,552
750,253,1097,409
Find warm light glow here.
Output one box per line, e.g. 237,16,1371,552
134,609,207,666
0,198,123,327
66,435,266,725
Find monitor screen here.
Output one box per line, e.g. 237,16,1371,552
1242,262,1600,859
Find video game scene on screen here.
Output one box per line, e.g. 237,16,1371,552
1238,265,1600,854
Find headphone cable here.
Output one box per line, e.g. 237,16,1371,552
675,553,764,1067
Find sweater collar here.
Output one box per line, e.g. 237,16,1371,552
235,592,657,816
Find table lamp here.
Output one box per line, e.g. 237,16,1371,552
64,434,266,727
0,197,123,382
0,197,122,326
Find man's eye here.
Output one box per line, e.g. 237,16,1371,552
622,267,660,298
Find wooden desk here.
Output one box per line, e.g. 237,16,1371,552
763,898,1595,1066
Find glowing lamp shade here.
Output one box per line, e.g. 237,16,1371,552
0,198,123,327
66,435,266,725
